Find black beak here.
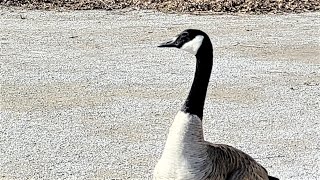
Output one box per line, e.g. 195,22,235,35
158,39,177,48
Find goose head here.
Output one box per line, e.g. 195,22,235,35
158,29,212,56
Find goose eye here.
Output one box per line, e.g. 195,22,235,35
181,32,188,37
179,32,191,42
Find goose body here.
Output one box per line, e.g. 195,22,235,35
153,29,278,180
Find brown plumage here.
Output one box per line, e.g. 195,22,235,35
206,143,270,180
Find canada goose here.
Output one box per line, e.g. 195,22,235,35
153,29,279,180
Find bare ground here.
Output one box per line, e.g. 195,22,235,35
0,6,320,180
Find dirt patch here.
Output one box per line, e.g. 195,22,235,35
0,82,261,112
229,44,320,64
1,0,320,14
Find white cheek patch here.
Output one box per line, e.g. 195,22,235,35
181,35,204,55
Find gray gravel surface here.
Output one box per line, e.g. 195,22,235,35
0,7,320,180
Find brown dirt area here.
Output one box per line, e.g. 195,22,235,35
1,0,320,14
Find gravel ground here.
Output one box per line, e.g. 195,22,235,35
1,0,320,14
0,7,320,180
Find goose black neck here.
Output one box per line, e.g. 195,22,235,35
181,49,213,120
